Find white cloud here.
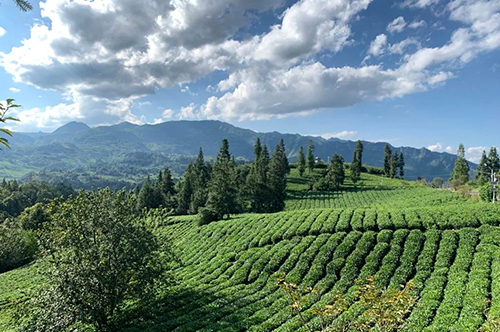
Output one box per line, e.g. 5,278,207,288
427,143,443,152
312,131,358,140
9,87,20,93
402,0,440,8
388,38,421,54
162,108,174,119
387,17,407,34
0,27,6,37
409,20,427,29
178,103,198,120
466,146,488,163
368,34,387,56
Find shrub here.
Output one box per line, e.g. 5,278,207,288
0,225,38,273
198,207,220,225
479,184,494,202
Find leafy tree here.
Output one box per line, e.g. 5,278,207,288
477,150,490,184
450,144,470,188
0,225,37,273
19,202,51,231
327,154,345,189
488,147,500,174
350,140,363,184
384,144,392,177
297,146,306,177
306,140,315,173
399,151,405,178
0,99,20,149
267,139,289,212
205,139,239,220
430,177,444,188
20,190,173,332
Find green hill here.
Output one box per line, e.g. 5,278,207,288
1,172,499,331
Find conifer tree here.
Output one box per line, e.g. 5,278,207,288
267,141,288,212
399,152,405,179
350,140,363,184
176,164,194,215
488,147,500,174
205,139,239,219
298,146,306,177
307,140,315,173
476,150,489,184
450,144,470,187
246,139,270,212
189,148,210,214
328,154,345,189
384,144,392,177
136,176,161,211
390,152,399,179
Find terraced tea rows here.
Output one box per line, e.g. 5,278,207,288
109,204,500,332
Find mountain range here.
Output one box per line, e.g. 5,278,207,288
0,120,472,188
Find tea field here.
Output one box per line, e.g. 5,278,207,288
2,171,500,331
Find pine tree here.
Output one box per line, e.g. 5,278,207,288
476,151,489,184
450,144,470,187
246,139,270,212
298,146,306,177
328,154,345,189
488,147,500,174
267,141,288,213
350,140,363,184
398,152,405,179
384,144,392,177
205,139,239,219
136,176,161,211
307,140,315,173
176,164,194,215
189,148,210,214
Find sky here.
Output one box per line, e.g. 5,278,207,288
0,0,499,163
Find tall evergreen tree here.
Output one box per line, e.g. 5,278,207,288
176,164,194,215
488,147,500,174
136,176,161,211
298,146,306,177
328,154,345,189
350,140,363,184
307,140,315,173
450,144,470,187
389,152,399,179
477,150,489,184
267,141,288,212
246,139,270,212
189,148,210,214
384,144,392,177
205,139,239,219
399,152,405,179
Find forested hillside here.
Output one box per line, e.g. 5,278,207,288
1,121,473,188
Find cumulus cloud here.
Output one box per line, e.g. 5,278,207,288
0,27,6,37
162,108,174,119
2,0,500,128
387,17,407,34
9,87,20,93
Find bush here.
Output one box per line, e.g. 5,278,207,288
198,207,220,225
19,203,52,231
479,184,494,202
0,225,38,273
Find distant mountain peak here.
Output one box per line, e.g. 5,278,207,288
52,122,91,135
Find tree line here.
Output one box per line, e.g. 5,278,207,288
135,138,290,224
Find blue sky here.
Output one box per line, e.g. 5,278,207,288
0,0,499,162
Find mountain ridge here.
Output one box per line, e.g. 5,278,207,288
2,120,473,185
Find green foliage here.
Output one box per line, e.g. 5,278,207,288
479,184,494,202
19,203,51,231
0,99,20,149
450,144,470,188
18,189,173,332
430,177,444,188
477,151,490,184
327,154,345,189
267,139,289,212
384,144,392,177
307,140,315,173
298,146,306,177
350,140,363,184
12,0,33,11
0,225,37,273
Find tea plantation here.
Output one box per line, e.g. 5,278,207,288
2,171,500,331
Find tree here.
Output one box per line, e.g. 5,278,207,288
11,0,32,11
384,144,392,177
350,140,363,184
246,138,270,212
297,146,306,177
450,144,470,188
430,177,444,188
399,152,405,179
0,99,20,149
306,140,315,173
390,152,399,179
189,148,210,214
327,154,345,189
267,140,289,212
205,139,239,220
488,147,500,174
477,151,489,184
136,176,161,210
21,189,172,331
